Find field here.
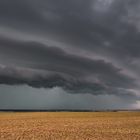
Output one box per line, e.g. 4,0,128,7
0,112,140,140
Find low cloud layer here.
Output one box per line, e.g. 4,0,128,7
0,0,140,109
0,38,137,96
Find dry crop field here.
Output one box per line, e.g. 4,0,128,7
0,112,140,140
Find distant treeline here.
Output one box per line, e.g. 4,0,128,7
0,109,139,112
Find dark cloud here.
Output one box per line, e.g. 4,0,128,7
0,0,140,109
0,37,137,94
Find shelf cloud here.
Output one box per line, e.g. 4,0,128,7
0,0,140,109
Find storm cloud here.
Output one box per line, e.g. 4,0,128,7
0,0,140,109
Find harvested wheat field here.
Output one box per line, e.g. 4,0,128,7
0,112,140,140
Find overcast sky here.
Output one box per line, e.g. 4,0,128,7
0,0,140,110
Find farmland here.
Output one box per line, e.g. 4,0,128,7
0,112,140,140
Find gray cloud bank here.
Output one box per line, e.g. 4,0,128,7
0,0,140,109
0,37,137,97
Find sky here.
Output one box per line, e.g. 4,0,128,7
0,0,140,110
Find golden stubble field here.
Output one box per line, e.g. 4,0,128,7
0,112,140,140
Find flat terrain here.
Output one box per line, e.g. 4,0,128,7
0,112,140,140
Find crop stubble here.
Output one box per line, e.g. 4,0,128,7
0,112,140,140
